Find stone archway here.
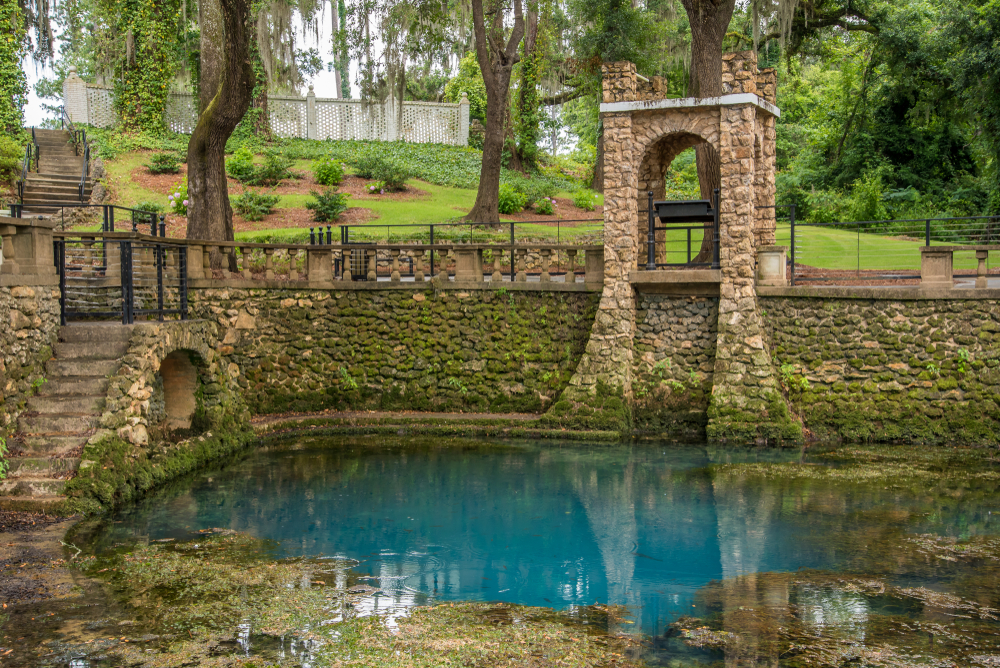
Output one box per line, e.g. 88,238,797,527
557,53,799,441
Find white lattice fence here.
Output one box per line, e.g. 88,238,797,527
64,81,470,145
165,94,198,134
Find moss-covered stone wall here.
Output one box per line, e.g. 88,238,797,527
188,287,600,415
630,295,718,439
0,285,60,436
762,296,1000,444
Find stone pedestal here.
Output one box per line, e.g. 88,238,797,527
453,248,483,282
756,246,787,287
921,248,954,289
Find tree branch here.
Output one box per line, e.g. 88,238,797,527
542,87,585,106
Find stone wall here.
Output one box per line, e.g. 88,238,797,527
631,295,719,438
0,286,60,435
188,287,600,415
762,296,1000,444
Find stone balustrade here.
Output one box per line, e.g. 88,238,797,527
1,216,59,287
921,245,999,290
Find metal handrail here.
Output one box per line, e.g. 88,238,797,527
79,142,90,202
17,142,31,204
30,127,39,171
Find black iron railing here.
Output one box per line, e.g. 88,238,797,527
54,236,188,325
17,142,32,204
30,127,39,172
8,203,167,237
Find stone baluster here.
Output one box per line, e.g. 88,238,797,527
391,249,401,282
220,247,231,280
541,248,554,282
367,249,377,281
492,248,503,282
516,248,527,282
239,247,251,280
263,248,275,280
977,250,988,289
288,249,299,281
203,245,212,278
342,248,353,282
414,250,425,282
437,249,450,282
566,249,578,283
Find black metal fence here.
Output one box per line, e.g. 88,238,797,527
777,206,1000,284
54,236,188,325
10,203,169,237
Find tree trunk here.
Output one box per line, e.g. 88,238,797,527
680,0,736,261
186,0,256,270
332,0,342,98
465,0,526,223
592,127,604,193
198,0,224,114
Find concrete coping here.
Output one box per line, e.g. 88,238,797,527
0,275,60,288
629,269,721,284
0,217,58,234
921,245,1000,253
188,278,602,292
599,93,780,118
758,285,1000,300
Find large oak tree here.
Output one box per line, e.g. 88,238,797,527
185,0,256,267
466,0,526,223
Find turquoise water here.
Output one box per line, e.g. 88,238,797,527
98,437,1000,638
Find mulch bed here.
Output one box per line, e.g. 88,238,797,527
500,197,603,224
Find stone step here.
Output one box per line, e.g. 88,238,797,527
5,456,80,477
24,184,92,195
19,434,88,456
0,477,68,496
22,199,88,209
37,375,109,396
18,413,99,435
31,173,90,184
46,358,120,378
54,340,130,360
59,323,133,343
27,394,104,415
0,494,68,511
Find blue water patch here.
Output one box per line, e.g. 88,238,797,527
102,438,999,637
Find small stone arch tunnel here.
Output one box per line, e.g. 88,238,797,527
157,350,201,431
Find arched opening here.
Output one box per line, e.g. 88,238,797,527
158,350,200,431
637,132,712,266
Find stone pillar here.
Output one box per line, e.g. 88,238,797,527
756,246,787,286
307,247,333,287
62,67,89,125
708,103,797,442
453,248,483,282
458,93,470,146
558,110,637,403
920,248,953,288
754,68,778,247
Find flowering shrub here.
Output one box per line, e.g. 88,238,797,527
535,197,556,215
168,182,189,216
367,181,387,195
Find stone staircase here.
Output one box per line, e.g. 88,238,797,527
20,128,93,217
1,323,129,504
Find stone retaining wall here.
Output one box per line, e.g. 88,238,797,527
188,287,600,415
762,296,1000,444
631,295,719,439
0,285,60,435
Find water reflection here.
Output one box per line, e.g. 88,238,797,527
92,437,1000,638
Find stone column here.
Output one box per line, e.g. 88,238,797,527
708,102,797,442
306,86,317,140
754,68,778,247
557,108,637,403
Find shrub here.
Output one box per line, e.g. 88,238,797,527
366,181,387,195
167,182,189,216
313,156,345,186
352,153,410,191
573,189,599,211
253,149,293,186
0,135,23,183
535,197,555,215
498,183,527,214
146,152,181,174
233,190,281,221
134,201,164,214
306,189,349,222
226,146,256,183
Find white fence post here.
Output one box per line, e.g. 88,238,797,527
306,86,317,140
459,92,470,146
63,67,90,125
